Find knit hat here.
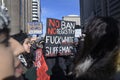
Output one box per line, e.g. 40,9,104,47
11,32,28,44
0,6,10,30
0,6,10,45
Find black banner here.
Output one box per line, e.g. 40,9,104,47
45,18,75,57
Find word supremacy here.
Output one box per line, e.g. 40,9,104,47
45,18,76,57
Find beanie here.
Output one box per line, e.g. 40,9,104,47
11,32,28,44
0,6,10,30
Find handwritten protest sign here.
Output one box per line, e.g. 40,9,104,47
45,18,75,57
27,22,42,35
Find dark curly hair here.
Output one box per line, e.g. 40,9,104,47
72,16,120,80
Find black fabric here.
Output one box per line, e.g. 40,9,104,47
11,32,28,44
71,17,120,80
18,53,34,69
3,76,16,80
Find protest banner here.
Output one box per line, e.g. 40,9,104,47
45,18,75,57
27,22,43,35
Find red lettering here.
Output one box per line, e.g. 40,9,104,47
47,28,57,35
48,19,55,27
48,19,60,28
55,20,60,28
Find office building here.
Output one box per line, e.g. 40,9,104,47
21,0,42,34
62,15,80,25
0,0,42,35
62,15,81,37
80,0,120,27
0,0,21,35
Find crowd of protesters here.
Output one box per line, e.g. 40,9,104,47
0,6,49,80
0,5,120,80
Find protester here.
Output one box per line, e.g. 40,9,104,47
9,37,25,80
11,33,36,80
71,16,120,80
30,37,50,80
11,34,49,80
0,6,16,80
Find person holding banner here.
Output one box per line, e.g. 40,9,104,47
30,38,50,80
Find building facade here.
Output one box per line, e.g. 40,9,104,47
0,0,21,35
62,15,80,25
80,0,120,27
62,15,81,37
20,0,42,34
32,0,41,22
0,0,42,35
